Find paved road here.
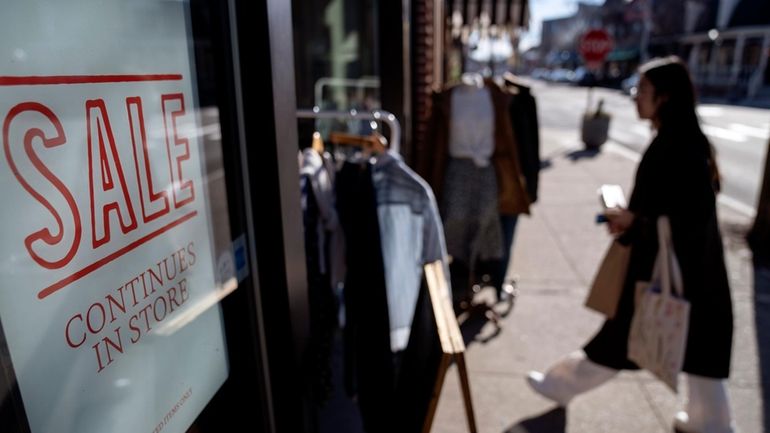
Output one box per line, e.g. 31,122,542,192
531,80,770,214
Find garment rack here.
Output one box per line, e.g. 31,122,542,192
296,108,401,155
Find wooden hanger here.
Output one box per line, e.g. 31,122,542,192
311,131,325,153
329,131,386,154
503,71,529,91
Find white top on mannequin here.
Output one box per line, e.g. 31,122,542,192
449,73,494,167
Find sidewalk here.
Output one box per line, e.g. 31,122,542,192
431,128,764,433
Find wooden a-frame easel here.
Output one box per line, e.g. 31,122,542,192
421,261,477,433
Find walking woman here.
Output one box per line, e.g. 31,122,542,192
527,56,735,433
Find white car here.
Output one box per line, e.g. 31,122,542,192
622,72,639,96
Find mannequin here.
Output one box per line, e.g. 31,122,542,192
421,68,530,313
442,71,502,310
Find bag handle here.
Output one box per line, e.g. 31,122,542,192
656,216,684,298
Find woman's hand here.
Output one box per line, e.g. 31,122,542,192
604,208,635,236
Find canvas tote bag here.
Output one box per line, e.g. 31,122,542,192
585,240,631,318
627,216,690,392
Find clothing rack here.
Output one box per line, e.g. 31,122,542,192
296,108,401,155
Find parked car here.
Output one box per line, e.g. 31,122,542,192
572,67,597,87
548,68,574,83
622,72,639,96
531,68,550,80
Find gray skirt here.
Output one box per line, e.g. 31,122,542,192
440,157,503,266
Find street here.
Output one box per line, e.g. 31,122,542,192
532,81,770,214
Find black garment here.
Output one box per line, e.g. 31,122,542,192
748,139,770,268
504,78,541,203
300,175,336,406
584,128,733,379
393,277,443,433
335,162,395,432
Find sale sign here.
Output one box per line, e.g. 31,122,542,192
0,2,229,433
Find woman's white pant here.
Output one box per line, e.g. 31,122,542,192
675,374,735,433
527,353,735,432
526,351,616,406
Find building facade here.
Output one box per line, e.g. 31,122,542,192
678,0,770,101
540,2,602,68
532,0,769,103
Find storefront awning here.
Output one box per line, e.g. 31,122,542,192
452,0,530,29
605,47,640,62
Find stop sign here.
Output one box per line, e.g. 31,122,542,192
580,29,613,66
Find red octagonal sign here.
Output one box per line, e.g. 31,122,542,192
580,29,613,65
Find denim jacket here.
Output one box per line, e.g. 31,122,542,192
372,151,450,351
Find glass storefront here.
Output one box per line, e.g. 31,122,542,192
292,0,381,110
0,1,302,432
292,0,383,145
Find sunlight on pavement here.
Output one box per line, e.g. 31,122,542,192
729,124,770,140
703,124,750,143
698,106,725,117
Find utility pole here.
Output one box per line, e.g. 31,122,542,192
640,0,652,62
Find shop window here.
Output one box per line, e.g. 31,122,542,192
292,0,382,142
0,2,268,433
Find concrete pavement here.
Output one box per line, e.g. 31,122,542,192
430,127,765,433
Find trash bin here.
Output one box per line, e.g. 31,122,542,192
581,99,610,149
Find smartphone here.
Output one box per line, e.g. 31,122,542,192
596,185,626,224
598,184,627,209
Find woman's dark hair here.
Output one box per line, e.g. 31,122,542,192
640,56,721,192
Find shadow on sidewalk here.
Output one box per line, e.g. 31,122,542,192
455,279,518,346
565,148,600,161
458,302,502,346
502,407,567,433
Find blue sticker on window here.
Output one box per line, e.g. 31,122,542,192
233,234,249,282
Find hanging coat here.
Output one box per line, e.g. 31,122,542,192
420,79,530,216
503,77,540,204
584,127,733,379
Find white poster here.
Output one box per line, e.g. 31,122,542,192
0,2,229,433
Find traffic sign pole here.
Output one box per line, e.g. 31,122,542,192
579,29,614,114
579,29,614,149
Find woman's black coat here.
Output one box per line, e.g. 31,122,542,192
584,127,733,379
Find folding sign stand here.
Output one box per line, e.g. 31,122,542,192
422,261,477,433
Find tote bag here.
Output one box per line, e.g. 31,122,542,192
627,216,690,392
